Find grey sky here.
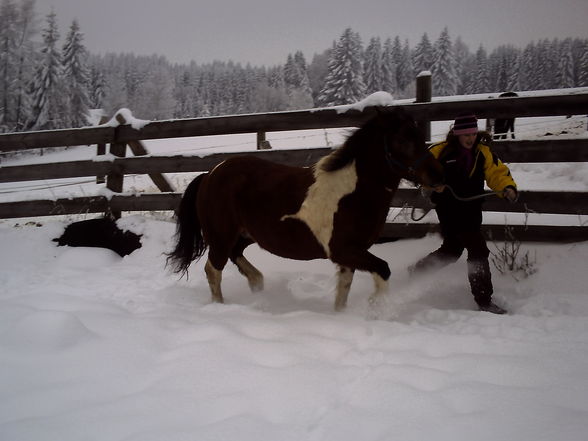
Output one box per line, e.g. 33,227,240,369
40,0,588,66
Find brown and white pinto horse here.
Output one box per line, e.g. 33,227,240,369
167,108,444,310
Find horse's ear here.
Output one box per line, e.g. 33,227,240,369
369,106,406,128
366,106,387,127
375,107,393,127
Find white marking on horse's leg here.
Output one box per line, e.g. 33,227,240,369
281,160,357,257
205,259,224,303
235,256,264,292
368,273,389,305
334,265,355,311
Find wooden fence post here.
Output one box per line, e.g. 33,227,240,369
106,140,126,219
257,131,271,150
415,71,432,142
115,112,175,193
96,114,109,183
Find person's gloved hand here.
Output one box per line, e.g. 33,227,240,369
503,186,518,203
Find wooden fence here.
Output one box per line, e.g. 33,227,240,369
1,88,587,242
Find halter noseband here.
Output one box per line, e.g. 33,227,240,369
384,141,431,178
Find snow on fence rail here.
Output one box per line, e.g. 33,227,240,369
0,90,587,242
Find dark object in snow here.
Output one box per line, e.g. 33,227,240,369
53,218,142,257
493,91,518,140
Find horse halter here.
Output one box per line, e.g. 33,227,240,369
383,138,432,180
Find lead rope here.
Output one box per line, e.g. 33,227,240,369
409,185,505,222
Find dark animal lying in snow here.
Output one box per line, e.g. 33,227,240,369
53,218,142,257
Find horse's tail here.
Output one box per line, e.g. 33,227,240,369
166,173,208,276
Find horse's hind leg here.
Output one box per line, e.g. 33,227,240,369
334,266,355,311
231,236,264,292
205,258,224,303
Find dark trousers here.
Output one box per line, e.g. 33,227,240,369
413,229,494,306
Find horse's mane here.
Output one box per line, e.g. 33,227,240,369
318,124,373,173
317,129,362,172
317,109,408,173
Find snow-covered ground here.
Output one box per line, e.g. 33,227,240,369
1,217,588,441
1,102,588,440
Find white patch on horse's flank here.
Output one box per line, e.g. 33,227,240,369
282,158,357,256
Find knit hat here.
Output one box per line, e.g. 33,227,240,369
452,114,479,135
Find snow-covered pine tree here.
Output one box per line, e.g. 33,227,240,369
284,51,313,109
431,27,457,96
459,51,477,95
172,70,193,118
471,45,490,93
571,38,586,86
364,37,382,94
11,0,35,131
318,28,365,106
307,49,331,102
557,38,575,88
284,54,297,92
518,42,538,90
413,33,433,76
538,39,557,89
381,38,397,95
250,65,289,113
62,19,90,127
453,37,469,94
88,63,105,110
266,65,284,89
390,36,412,94
294,52,312,92
0,0,18,130
102,71,128,117
134,59,175,119
496,56,509,92
507,52,521,91
398,40,414,96
28,10,67,130
579,41,588,87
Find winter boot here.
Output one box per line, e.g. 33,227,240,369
479,302,507,315
468,260,507,314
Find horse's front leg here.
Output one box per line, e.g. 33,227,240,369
331,250,391,309
334,265,355,311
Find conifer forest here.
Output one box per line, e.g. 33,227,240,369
1,0,587,132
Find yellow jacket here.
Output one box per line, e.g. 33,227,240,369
429,141,517,201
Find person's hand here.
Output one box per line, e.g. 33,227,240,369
432,184,446,193
503,186,518,203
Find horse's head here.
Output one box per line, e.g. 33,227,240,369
370,108,444,189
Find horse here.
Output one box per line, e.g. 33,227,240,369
493,91,518,140
166,108,444,310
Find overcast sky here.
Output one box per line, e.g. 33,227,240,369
39,0,588,66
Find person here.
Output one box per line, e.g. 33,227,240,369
410,114,518,314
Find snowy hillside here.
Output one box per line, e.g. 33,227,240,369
1,111,588,440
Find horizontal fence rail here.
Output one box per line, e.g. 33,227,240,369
1,189,586,219
2,139,588,184
1,92,587,153
1,89,587,242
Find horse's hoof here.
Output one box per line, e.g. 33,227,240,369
334,301,347,312
249,278,264,292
